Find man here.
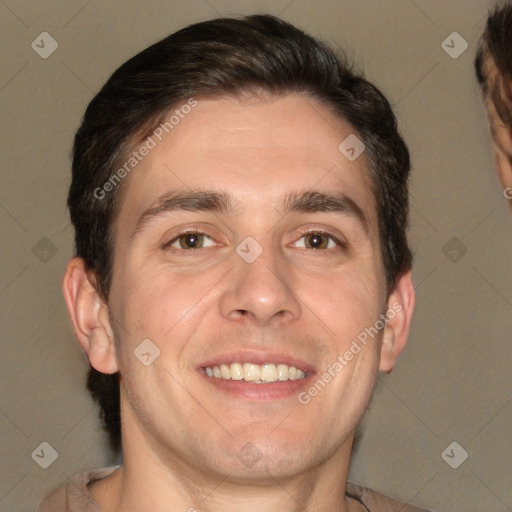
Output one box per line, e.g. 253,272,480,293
39,14,428,511
475,2,512,203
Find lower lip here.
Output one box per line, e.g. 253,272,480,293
198,368,315,401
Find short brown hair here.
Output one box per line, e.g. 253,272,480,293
475,3,512,132
68,14,412,451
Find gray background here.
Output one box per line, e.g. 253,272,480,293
1,1,511,511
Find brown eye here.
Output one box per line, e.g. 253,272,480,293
304,233,330,249
295,232,339,250
179,233,202,249
165,232,215,250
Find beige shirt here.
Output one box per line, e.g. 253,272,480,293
37,466,432,512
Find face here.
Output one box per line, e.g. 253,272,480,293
483,62,512,201
488,102,512,199
81,93,411,482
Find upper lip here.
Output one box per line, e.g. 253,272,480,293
198,350,316,374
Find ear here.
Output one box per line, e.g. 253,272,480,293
379,270,415,373
62,257,119,374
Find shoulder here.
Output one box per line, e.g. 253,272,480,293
37,466,120,512
346,481,434,512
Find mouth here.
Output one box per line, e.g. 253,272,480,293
198,352,316,401
202,362,308,383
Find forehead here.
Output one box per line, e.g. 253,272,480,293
115,93,378,233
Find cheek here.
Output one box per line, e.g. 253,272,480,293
114,263,222,350
111,269,208,408
303,265,383,343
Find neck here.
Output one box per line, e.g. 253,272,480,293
90,429,358,511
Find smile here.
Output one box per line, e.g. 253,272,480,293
204,362,307,383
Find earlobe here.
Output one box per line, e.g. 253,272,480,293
379,270,415,373
62,257,119,374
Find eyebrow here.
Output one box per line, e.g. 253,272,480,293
131,189,369,238
283,190,369,232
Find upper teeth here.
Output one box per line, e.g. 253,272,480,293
204,363,306,382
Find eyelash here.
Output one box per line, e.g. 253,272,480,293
162,229,346,253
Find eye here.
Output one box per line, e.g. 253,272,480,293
165,231,215,250
293,231,342,250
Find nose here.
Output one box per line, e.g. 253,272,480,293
218,238,301,326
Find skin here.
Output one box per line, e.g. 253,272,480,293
63,93,415,512
481,58,512,202
487,100,512,201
